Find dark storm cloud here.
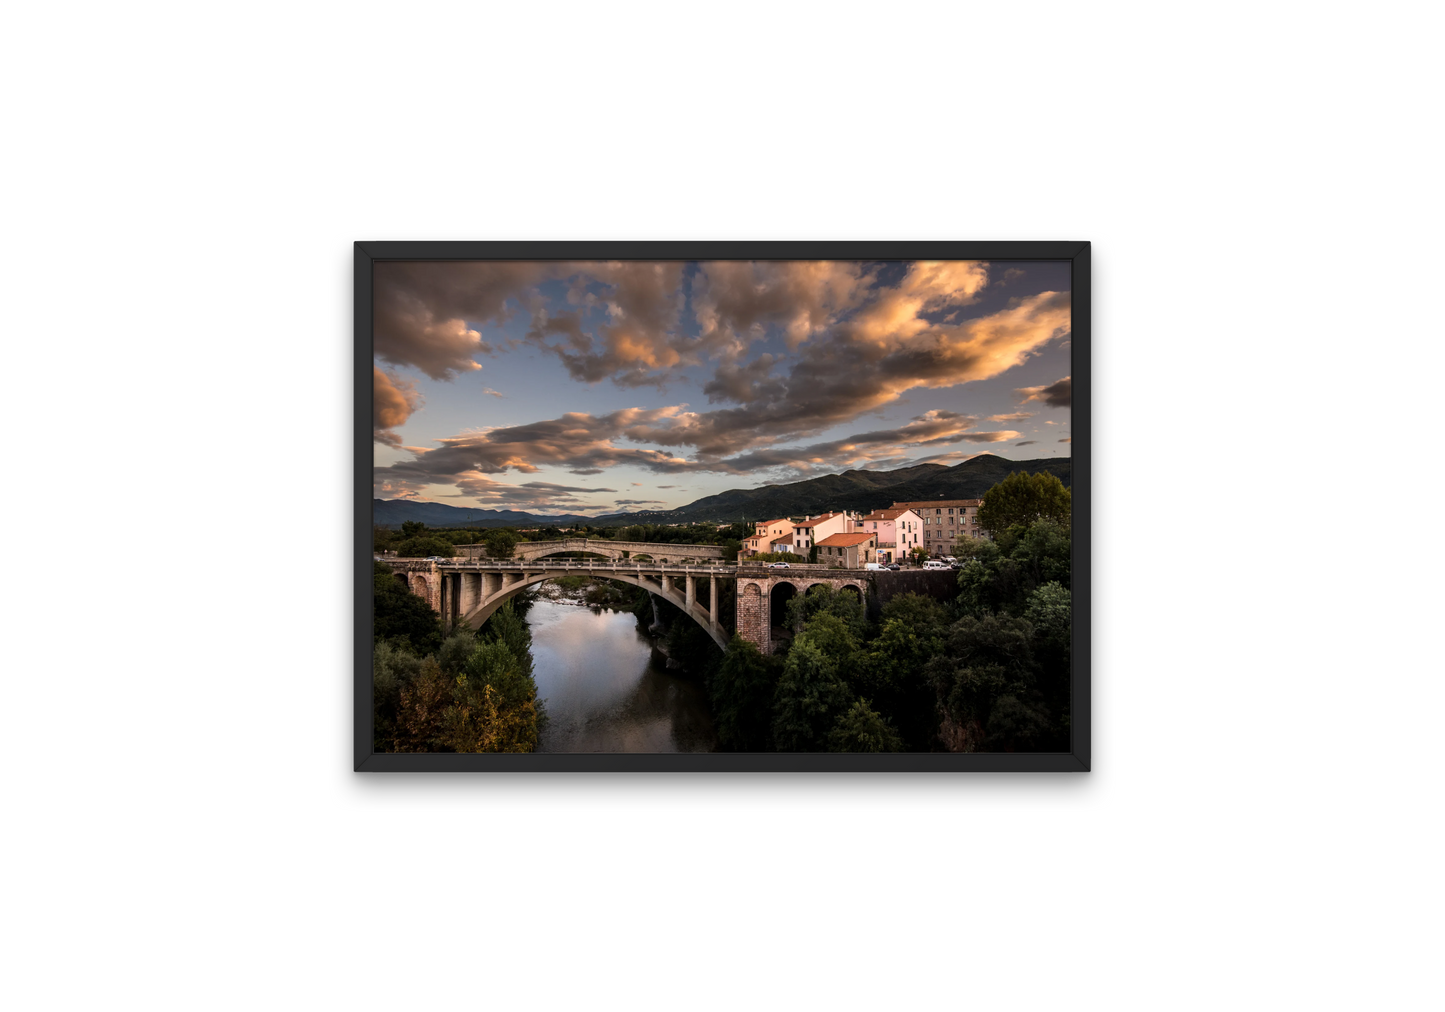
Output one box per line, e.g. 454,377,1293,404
519,481,618,494
1015,375,1071,408
372,261,553,380
615,499,666,505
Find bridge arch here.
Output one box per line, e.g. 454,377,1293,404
391,560,868,659
460,571,729,652
769,580,797,628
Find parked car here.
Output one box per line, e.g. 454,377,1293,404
767,561,790,569
424,556,445,562
885,563,901,571
923,559,948,570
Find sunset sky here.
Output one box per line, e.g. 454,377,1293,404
373,260,1072,515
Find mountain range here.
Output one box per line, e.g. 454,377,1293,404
373,453,1072,529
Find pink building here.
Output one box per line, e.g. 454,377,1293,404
857,507,922,562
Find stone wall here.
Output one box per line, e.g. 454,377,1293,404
866,569,958,620
736,580,768,654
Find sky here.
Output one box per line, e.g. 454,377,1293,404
373,260,1072,516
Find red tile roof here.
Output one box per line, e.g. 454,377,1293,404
891,499,982,510
860,508,913,521
817,532,877,547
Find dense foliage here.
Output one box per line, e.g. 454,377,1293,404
976,471,1072,536
483,528,520,559
373,600,544,753
394,535,456,558
373,562,444,655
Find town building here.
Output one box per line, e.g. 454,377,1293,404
791,511,852,555
743,517,796,558
815,531,878,568
889,499,985,556
856,507,922,562
741,511,862,558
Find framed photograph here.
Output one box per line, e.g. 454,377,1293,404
355,242,1089,772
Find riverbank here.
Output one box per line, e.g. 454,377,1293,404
529,574,644,612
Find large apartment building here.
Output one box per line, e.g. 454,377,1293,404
889,499,984,556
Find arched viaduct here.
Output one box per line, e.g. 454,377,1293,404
382,553,867,655
457,538,726,566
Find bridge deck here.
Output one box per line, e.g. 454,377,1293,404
426,559,852,574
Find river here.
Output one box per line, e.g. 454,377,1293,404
527,597,718,753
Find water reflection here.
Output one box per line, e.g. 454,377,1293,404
528,599,717,753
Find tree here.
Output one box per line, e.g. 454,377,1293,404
373,562,443,655
1025,581,1072,742
771,634,855,752
851,594,948,750
484,528,521,560
709,636,779,751
827,700,904,752
400,520,427,538
785,584,868,642
482,600,535,685
926,613,1056,752
372,640,424,750
977,471,1071,536
909,545,929,563
395,535,455,558
956,519,1070,618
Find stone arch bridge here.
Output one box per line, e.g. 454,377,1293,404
457,537,726,565
381,554,866,654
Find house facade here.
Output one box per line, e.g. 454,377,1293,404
797,514,849,552
856,507,922,562
743,517,795,557
889,499,985,556
814,531,878,568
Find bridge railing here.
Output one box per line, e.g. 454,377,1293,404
405,558,863,574
385,557,874,576
431,558,742,573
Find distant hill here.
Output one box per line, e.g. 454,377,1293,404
658,454,1072,523
372,453,1072,529
372,500,602,529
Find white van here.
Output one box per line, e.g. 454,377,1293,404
864,562,884,571
923,559,948,570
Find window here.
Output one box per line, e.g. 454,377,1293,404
935,509,942,515
948,508,954,514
